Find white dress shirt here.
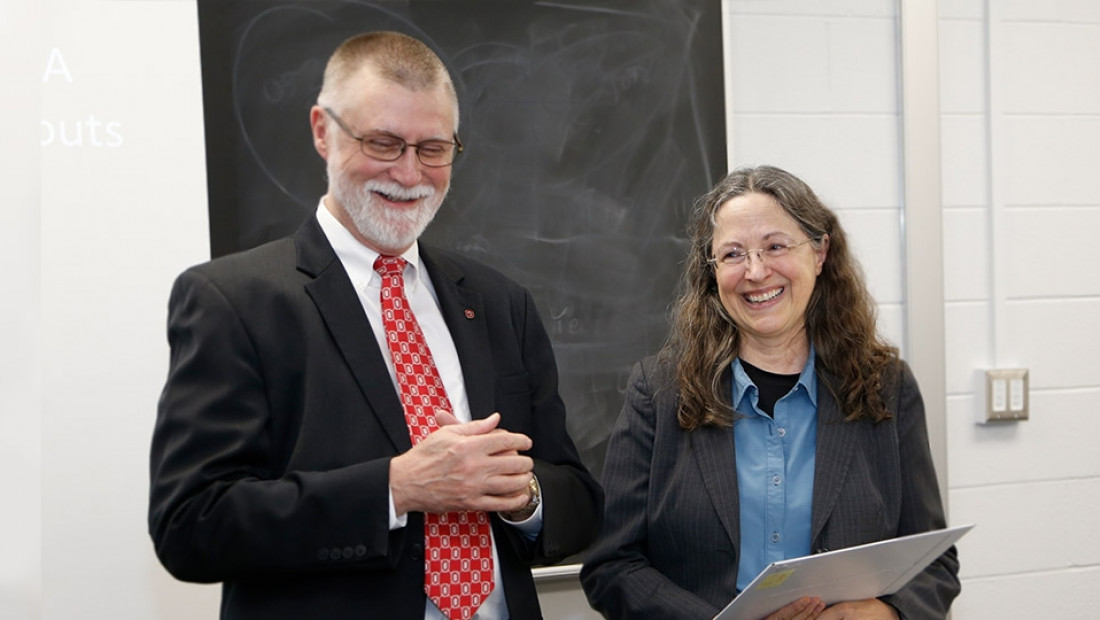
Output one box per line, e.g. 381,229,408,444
316,200,541,619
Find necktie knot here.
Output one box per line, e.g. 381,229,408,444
374,255,406,278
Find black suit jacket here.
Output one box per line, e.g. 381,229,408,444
580,355,959,619
149,216,602,619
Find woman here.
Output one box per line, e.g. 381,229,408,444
581,166,960,619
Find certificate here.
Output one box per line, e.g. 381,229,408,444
713,524,973,620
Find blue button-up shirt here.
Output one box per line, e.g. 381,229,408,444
733,355,818,592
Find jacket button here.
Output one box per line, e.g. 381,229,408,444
342,547,354,559
317,548,330,561
355,545,367,558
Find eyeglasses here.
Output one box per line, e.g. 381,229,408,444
708,237,819,268
323,107,463,168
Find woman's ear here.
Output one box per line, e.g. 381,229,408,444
814,233,830,275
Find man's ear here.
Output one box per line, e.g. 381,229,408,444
309,106,330,160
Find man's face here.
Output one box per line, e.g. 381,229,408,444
317,67,457,255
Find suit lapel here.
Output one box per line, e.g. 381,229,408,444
295,217,411,453
810,372,858,544
691,370,740,549
420,248,493,421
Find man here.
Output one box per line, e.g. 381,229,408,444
149,31,602,619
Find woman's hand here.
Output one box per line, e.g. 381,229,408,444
763,597,826,620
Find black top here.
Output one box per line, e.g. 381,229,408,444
740,360,800,416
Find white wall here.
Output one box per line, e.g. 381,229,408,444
15,0,1099,618
939,0,1100,617
38,0,218,617
2,0,43,617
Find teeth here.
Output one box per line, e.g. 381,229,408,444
377,190,417,202
746,288,782,303
366,181,433,202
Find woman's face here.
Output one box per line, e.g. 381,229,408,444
710,192,828,353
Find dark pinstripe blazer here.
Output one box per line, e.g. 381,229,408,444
581,355,959,620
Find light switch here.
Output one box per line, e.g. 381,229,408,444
991,378,1007,412
1010,377,1025,411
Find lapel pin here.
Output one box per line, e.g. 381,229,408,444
464,309,475,319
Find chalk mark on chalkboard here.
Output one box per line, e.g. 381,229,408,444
232,5,332,206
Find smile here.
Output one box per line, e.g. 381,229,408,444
373,189,420,204
745,287,783,303
366,180,434,205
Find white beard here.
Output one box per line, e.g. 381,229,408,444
329,166,448,253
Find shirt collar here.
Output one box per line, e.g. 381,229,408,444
732,347,819,409
315,197,423,292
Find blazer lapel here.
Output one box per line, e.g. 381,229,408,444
691,370,741,550
810,372,858,545
295,217,411,453
420,248,493,421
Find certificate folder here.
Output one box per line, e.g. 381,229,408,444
714,524,973,620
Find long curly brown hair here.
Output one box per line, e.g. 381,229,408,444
664,165,898,430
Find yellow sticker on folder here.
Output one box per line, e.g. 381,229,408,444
756,569,795,589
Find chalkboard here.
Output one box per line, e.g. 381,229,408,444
197,0,726,481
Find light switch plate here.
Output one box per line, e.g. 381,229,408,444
978,368,1029,423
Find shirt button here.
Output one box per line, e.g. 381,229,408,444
777,427,787,437
772,475,782,486
771,532,781,543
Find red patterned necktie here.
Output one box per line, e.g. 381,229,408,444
374,255,494,620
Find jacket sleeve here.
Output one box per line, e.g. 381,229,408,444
580,360,721,620
879,361,961,619
148,268,399,583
